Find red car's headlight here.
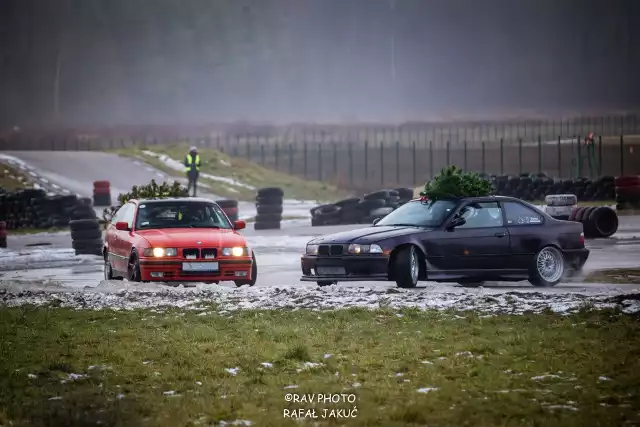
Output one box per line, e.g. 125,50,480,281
142,248,178,257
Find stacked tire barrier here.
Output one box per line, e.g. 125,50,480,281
614,175,640,211
542,194,578,221
0,221,7,248
216,199,239,222
490,173,615,202
0,189,82,229
93,180,112,206
69,218,103,256
567,205,619,239
311,187,414,226
254,187,283,230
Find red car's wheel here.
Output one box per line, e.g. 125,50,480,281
235,253,257,287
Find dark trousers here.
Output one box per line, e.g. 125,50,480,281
187,171,199,196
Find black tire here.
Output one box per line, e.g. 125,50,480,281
69,218,100,231
254,221,281,230
127,251,142,282
364,190,391,200
317,281,337,287
358,199,386,210
256,195,283,205
75,246,103,256
235,253,257,287
216,199,239,209
587,206,618,238
257,204,283,215
528,246,565,287
0,237,7,249
393,245,420,288
312,204,341,217
257,187,284,197
104,254,123,280
334,198,361,208
72,237,103,250
255,213,282,223
71,227,102,241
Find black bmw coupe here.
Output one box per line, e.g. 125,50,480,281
300,196,589,288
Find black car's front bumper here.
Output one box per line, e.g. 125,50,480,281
300,254,390,282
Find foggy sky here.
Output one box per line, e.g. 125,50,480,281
0,0,638,127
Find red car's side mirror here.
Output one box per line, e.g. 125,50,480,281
233,220,246,230
115,221,129,231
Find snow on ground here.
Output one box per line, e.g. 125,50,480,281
141,150,256,190
0,154,77,197
1,284,639,315
0,247,101,271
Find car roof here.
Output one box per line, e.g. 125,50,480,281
129,197,215,205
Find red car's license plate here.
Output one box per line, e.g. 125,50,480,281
182,262,219,272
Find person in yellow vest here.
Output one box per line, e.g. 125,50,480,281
184,146,201,197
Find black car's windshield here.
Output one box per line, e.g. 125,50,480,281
134,201,232,230
375,199,459,228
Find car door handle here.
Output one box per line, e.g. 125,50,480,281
494,232,506,237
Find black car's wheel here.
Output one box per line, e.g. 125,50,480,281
529,245,565,287
235,253,257,287
317,281,337,287
457,281,484,287
104,253,123,281
394,245,419,288
127,252,142,282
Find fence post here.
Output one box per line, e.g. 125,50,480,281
246,139,251,160
620,135,624,176
557,136,562,178
481,141,486,174
518,138,523,174
364,140,369,183
333,142,338,181
463,141,468,170
303,141,308,178
274,142,279,170
577,136,582,177
348,142,353,186
412,140,417,186
598,135,602,178
499,138,504,175
446,141,450,166
396,141,400,185
318,143,323,181
260,144,265,165
429,141,433,179
537,135,542,174
289,143,294,175
380,141,384,187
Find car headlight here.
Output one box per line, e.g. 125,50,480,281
143,247,178,257
347,244,383,254
222,247,247,257
306,244,319,255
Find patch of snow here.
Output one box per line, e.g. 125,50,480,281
323,353,332,359
417,387,439,393
598,376,610,381
225,367,240,376
421,361,433,365
531,374,562,381
352,382,361,388
28,373,38,379
456,351,474,357
218,421,252,426
260,363,273,368
283,385,298,389
48,396,63,400
545,405,578,411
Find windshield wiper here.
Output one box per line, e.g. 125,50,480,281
188,224,221,228
381,223,422,227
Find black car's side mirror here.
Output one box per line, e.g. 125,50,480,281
447,216,466,231
372,218,381,226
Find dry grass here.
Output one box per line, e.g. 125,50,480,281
585,268,640,284
0,306,639,426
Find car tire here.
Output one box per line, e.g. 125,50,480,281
104,254,123,281
235,253,257,287
127,251,142,282
317,281,337,287
394,245,419,288
528,245,565,287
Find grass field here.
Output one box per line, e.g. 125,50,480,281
112,144,350,202
1,306,639,426
0,163,31,192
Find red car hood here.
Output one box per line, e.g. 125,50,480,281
135,228,247,248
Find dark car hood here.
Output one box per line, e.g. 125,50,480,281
308,225,430,245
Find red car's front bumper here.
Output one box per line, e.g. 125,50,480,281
139,257,253,282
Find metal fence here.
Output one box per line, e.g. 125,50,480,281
2,115,640,191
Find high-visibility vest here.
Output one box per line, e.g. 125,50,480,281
185,154,201,172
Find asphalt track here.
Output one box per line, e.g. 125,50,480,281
1,150,640,295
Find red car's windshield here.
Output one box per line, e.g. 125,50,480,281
134,201,233,230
